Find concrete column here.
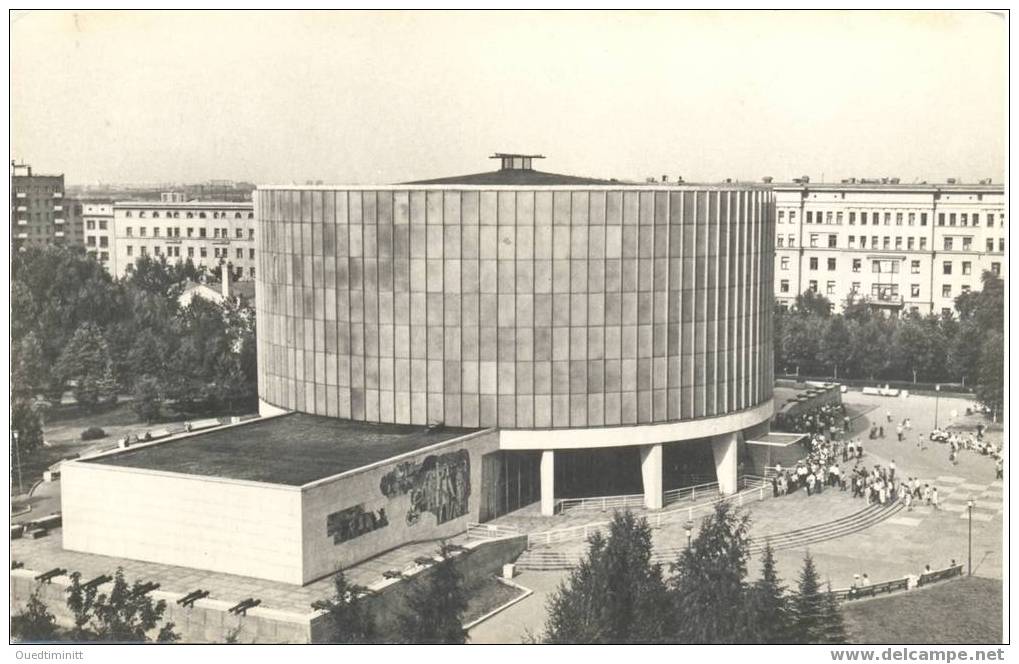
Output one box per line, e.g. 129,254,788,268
712,432,739,495
640,443,664,510
540,450,555,516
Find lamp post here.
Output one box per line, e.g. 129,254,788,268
11,430,23,497
934,384,941,430
967,499,974,576
684,520,694,549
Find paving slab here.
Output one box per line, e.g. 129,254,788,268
886,517,923,527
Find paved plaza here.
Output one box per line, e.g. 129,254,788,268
11,390,1003,642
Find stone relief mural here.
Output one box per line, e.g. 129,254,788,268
326,504,389,544
380,449,471,526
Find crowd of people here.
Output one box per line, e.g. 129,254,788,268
776,400,849,437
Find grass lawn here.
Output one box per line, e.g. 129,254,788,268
842,576,1002,644
463,577,527,626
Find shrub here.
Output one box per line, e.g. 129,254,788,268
80,426,107,441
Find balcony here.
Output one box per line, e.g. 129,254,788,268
53,205,63,212
868,291,904,307
17,219,27,226
53,192,63,198
16,205,26,212
54,217,65,225
54,231,65,238
16,232,28,239
15,192,26,199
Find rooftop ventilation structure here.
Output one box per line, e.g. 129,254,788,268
491,153,545,172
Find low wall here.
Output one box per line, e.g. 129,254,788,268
301,429,500,584
309,534,529,643
776,382,842,422
10,568,312,643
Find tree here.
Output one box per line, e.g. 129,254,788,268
66,568,179,642
794,290,833,318
750,542,792,644
131,375,163,423
782,315,824,376
789,552,845,644
819,316,854,379
12,332,48,399
947,321,983,386
841,291,873,325
11,399,45,458
397,543,468,644
311,570,378,643
668,500,758,643
11,590,59,642
975,330,1004,416
56,323,118,411
817,582,848,644
852,318,890,380
542,511,671,644
123,254,205,299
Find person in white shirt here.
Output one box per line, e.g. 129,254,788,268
931,486,939,510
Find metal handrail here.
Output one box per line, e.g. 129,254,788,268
527,483,768,548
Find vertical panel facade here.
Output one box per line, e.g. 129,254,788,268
257,186,774,430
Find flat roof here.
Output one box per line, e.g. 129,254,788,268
82,413,479,486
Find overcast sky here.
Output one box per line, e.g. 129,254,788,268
10,10,1007,186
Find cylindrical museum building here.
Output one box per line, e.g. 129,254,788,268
255,157,775,516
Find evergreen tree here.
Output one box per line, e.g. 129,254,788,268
542,511,671,644
11,399,45,458
668,500,758,643
790,552,835,644
750,542,792,644
311,570,378,644
11,590,59,642
12,332,48,399
56,322,118,411
397,543,468,644
817,581,848,644
131,375,163,423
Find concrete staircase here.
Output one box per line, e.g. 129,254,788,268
514,500,905,571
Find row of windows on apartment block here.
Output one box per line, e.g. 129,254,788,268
14,226,77,237
780,279,972,305
125,245,255,261
778,234,1006,252
121,210,253,220
112,225,255,239
779,210,1005,228
782,256,1001,277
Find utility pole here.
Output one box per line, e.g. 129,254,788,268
967,499,974,576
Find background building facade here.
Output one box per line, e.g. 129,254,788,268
11,162,78,251
111,200,257,279
82,201,114,270
773,182,1006,315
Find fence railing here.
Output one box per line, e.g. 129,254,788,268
528,483,769,549
917,564,964,587
465,522,524,541
830,578,909,601
555,476,768,514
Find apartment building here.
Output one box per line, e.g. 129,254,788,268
773,181,1006,316
111,200,256,279
82,201,114,270
10,162,78,251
